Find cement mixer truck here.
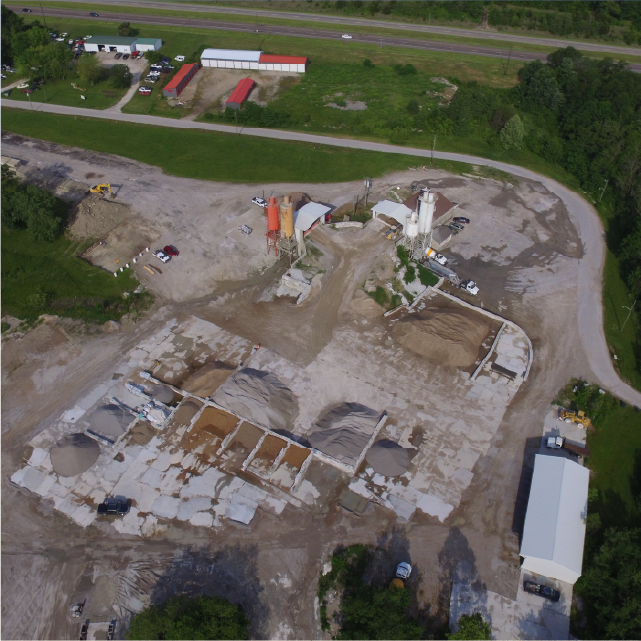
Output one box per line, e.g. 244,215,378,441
425,248,448,266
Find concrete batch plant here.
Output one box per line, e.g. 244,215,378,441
200,49,308,73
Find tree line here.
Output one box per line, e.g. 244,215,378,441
325,1,641,44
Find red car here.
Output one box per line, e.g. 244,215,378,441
163,245,179,256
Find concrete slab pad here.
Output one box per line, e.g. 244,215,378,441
226,495,258,524
388,493,416,521
177,497,213,521
151,494,181,519
71,504,97,527
22,467,47,492
112,507,144,535
190,511,214,528
416,493,454,522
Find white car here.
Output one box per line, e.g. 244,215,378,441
342,34,352,39
69,39,74,44
17,82,30,89
251,196,267,208
152,250,171,264
396,562,412,580
61,32,68,37
55,37,65,42
85,35,92,39
460,280,479,295
175,55,185,62
148,70,161,76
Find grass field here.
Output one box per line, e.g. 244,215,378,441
121,71,184,119
14,1,641,63
588,404,641,528
1,228,144,322
18,15,524,88
0,108,440,182
2,75,127,110
602,250,641,391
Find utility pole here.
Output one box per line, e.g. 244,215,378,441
502,45,513,76
598,178,609,203
39,1,48,28
234,109,238,135
621,299,637,333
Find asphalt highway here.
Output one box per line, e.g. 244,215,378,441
20,0,641,57
3,98,641,408
10,5,641,72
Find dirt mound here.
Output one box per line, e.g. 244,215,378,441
147,384,176,404
67,194,130,240
308,403,380,467
365,440,410,477
350,290,382,317
392,307,490,368
181,362,236,398
50,433,100,477
212,368,298,432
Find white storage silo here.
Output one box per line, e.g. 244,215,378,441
418,189,437,235
406,211,419,239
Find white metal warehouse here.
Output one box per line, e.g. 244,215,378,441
83,36,162,54
520,454,590,584
200,49,308,72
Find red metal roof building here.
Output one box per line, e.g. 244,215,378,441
200,49,308,72
163,63,199,98
258,54,308,70
226,78,256,110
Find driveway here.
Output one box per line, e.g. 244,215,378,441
2,98,640,408
93,50,147,111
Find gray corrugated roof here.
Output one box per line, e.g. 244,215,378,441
201,49,262,62
135,38,161,44
520,454,589,577
86,36,137,46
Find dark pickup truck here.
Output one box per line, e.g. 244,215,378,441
97,497,130,516
523,580,560,602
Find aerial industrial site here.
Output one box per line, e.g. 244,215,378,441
2,4,641,641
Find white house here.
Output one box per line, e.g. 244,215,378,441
520,454,590,584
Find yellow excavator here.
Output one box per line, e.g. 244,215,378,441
559,409,592,428
90,183,116,198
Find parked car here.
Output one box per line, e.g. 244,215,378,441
451,221,465,231
460,280,479,295
342,34,352,39
153,250,171,263
239,224,253,235
453,216,470,225
114,53,122,59
21,87,37,93
252,196,267,208
150,63,163,69
163,64,174,70
396,562,412,579
22,7,32,12
122,54,130,60
160,57,171,64
61,32,68,37
55,37,65,42
17,82,30,89
523,581,560,602
97,497,130,516
145,77,157,83
163,245,179,256
148,70,161,77
1,74,6,80
85,35,93,39
175,55,185,62
136,52,144,59
139,87,152,95
89,12,99,17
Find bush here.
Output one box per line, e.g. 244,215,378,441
126,595,249,640
448,613,492,640
417,263,439,286
404,265,416,284
396,245,410,267
76,53,106,85
144,50,164,65
394,63,418,76
109,64,132,89
368,286,389,307
117,21,139,37
406,99,420,115
363,58,374,67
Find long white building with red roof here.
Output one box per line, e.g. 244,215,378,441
200,49,308,73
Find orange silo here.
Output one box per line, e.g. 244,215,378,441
280,195,294,239
266,197,280,232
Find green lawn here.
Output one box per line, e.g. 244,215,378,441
0,108,435,182
121,68,186,119
602,250,641,391
14,1,641,63
588,404,641,528
1,228,144,322
2,75,128,110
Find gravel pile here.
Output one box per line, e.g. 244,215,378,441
365,440,410,477
84,404,132,441
50,433,100,477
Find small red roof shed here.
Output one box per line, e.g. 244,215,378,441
226,77,256,110
163,63,199,98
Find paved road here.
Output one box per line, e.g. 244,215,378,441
3,98,640,408
23,0,641,57
10,5,641,72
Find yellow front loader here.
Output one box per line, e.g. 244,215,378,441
90,183,116,198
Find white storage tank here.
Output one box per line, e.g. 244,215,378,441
418,189,437,235
406,211,419,238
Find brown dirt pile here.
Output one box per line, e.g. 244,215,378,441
350,290,382,317
67,194,130,240
392,307,490,368
50,433,100,477
181,362,235,398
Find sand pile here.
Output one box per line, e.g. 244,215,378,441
67,194,130,240
50,433,100,477
350,290,383,317
147,384,176,404
212,368,298,432
392,307,490,368
181,362,235,398
84,404,133,441
365,440,410,477
308,403,380,467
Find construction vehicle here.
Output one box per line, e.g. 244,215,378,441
90,183,115,198
558,408,591,428
385,225,398,240
546,435,590,458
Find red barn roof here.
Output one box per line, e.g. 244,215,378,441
226,77,256,105
164,63,199,93
258,54,308,65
